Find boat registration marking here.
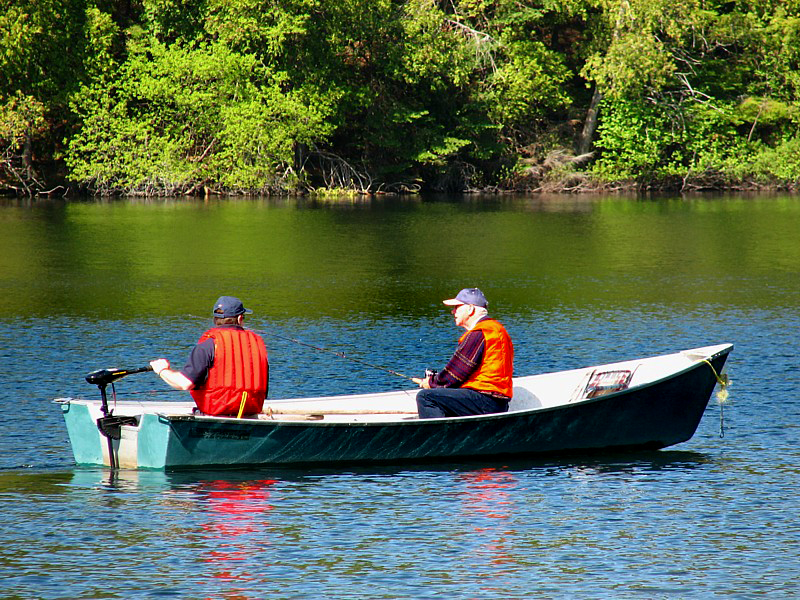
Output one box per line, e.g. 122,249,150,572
188,426,251,441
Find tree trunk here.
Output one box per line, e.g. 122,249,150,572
578,87,603,155
23,130,33,179
294,142,307,174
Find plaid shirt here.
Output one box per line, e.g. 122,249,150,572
430,317,510,397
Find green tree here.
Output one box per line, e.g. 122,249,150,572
67,33,334,193
580,0,800,186
0,0,120,193
6,0,800,194
0,92,47,193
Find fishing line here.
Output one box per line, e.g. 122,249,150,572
108,389,183,395
253,325,416,382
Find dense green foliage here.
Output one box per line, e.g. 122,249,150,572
1,0,799,195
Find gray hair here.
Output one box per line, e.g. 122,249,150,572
472,306,489,319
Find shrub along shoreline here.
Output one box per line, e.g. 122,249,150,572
2,1,799,197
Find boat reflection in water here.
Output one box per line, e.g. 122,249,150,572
58,447,718,597
67,469,277,595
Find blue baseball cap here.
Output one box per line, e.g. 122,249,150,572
212,296,252,318
442,287,488,308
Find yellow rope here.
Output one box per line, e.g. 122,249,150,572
702,359,730,438
702,359,730,403
237,391,248,419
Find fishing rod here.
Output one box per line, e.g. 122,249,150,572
255,327,416,382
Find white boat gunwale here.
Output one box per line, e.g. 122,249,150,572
56,342,732,426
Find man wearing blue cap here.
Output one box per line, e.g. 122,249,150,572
412,287,514,419
150,296,269,417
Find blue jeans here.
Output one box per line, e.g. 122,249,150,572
416,387,509,419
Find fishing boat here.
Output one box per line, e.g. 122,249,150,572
56,343,732,470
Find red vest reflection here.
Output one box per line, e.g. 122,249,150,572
458,468,518,577
198,479,277,584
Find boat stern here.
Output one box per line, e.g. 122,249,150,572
57,399,106,466
56,398,174,469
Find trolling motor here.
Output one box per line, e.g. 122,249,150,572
85,366,152,468
86,366,153,387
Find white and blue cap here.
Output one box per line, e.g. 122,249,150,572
442,287,488,308
212,296,252,318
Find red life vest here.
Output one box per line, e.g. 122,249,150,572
460,319,514,398
190,327,268,416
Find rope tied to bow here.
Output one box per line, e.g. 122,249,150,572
703,359,731,438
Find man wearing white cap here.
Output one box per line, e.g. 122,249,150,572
412,287,514,418
150,295,269,417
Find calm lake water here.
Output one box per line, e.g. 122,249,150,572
1,193,798,598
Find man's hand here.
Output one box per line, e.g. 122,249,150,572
150,358,170,375
151,358,194,391
412,376,432,389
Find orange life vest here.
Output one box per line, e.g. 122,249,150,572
190,327,268,416
459,319,514,398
